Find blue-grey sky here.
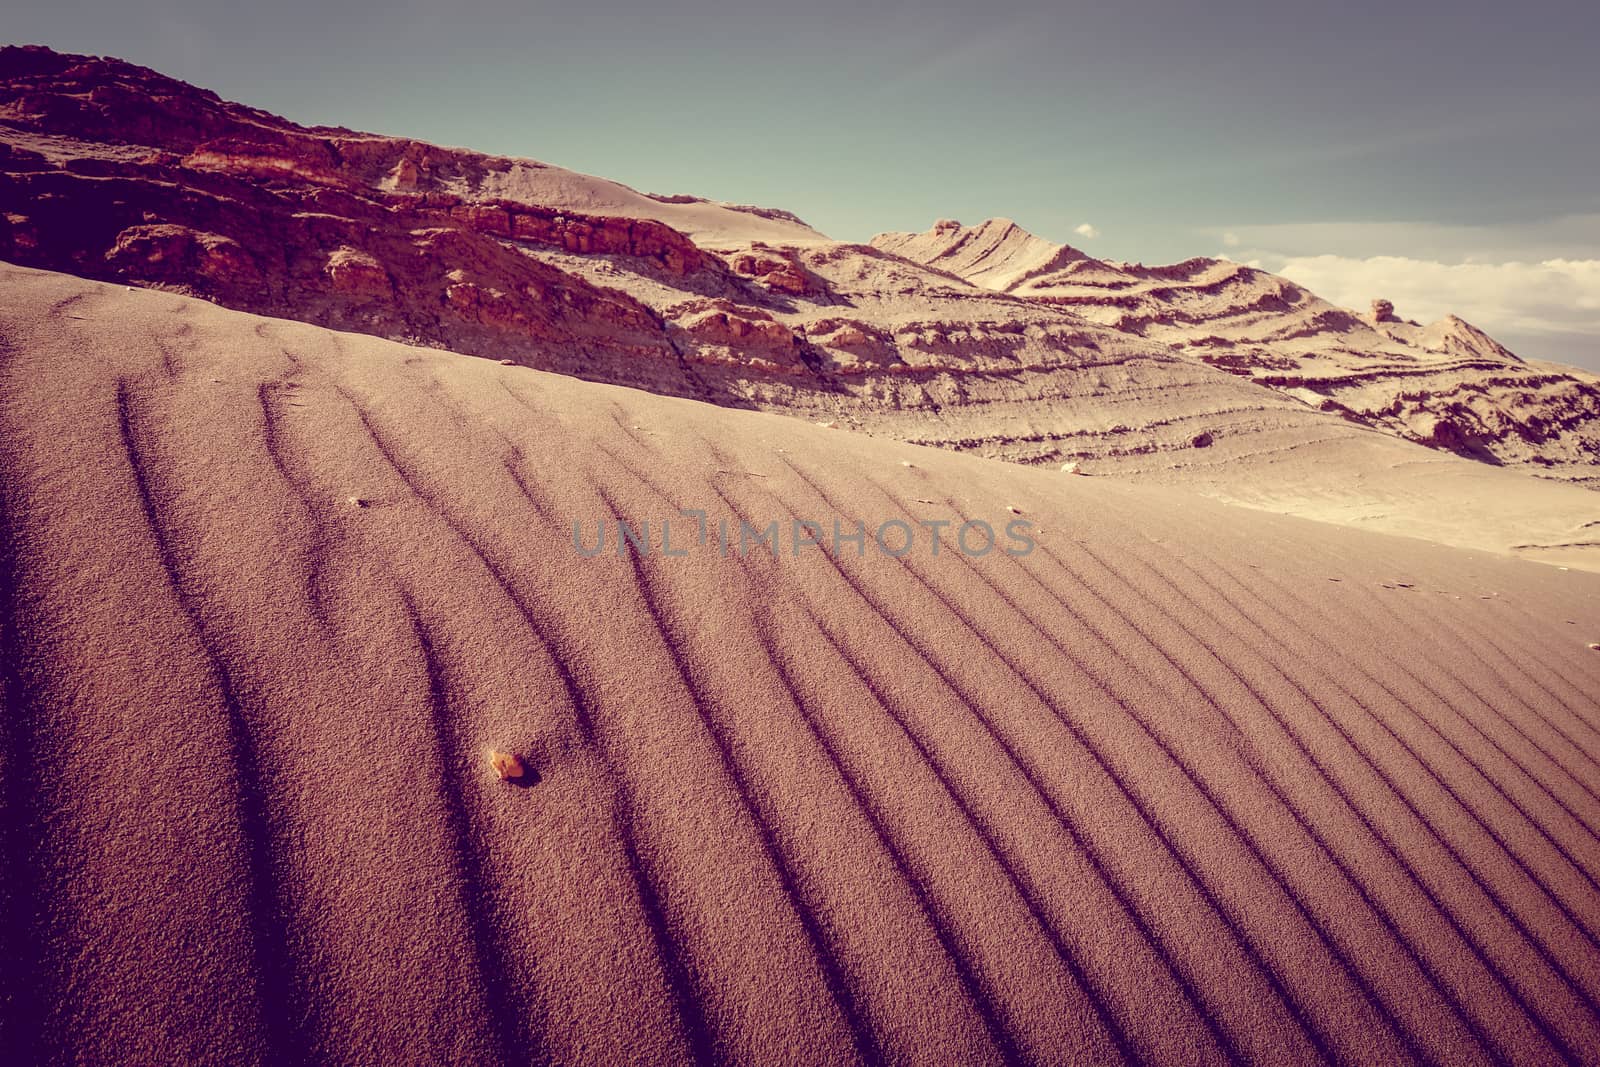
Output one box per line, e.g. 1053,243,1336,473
8,0,1600,367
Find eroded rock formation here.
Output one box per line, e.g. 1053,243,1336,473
3,45,1597,490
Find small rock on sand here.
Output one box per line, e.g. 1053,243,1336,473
347,496,367,508
901,461,915,468
1589,643,1600,652
498,359,516,366
1060,462,1083,475
817,420,839,429
489,750,526,780
1007,505,1023,515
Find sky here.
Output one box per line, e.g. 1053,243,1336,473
9,0,1600,368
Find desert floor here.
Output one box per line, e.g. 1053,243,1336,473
2,265,1599,1064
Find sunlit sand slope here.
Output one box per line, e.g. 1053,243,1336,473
2,266,1599,1065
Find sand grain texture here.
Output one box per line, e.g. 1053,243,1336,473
2,266,1600,1065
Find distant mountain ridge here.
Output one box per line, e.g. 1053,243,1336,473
874,220,1600,481
2,43,1597,501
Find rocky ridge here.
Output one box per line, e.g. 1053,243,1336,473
3,45,1597,500
875,219,1600,485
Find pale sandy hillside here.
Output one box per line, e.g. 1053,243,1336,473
528,233,1600,568
3,265,1599,1065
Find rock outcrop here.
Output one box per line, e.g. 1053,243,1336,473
874,220,1600,485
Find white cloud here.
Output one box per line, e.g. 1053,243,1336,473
1202,214,1600,264
1073,222,1100,240
1272,254,1600,369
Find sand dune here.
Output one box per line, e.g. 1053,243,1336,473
3,265,1599,1064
